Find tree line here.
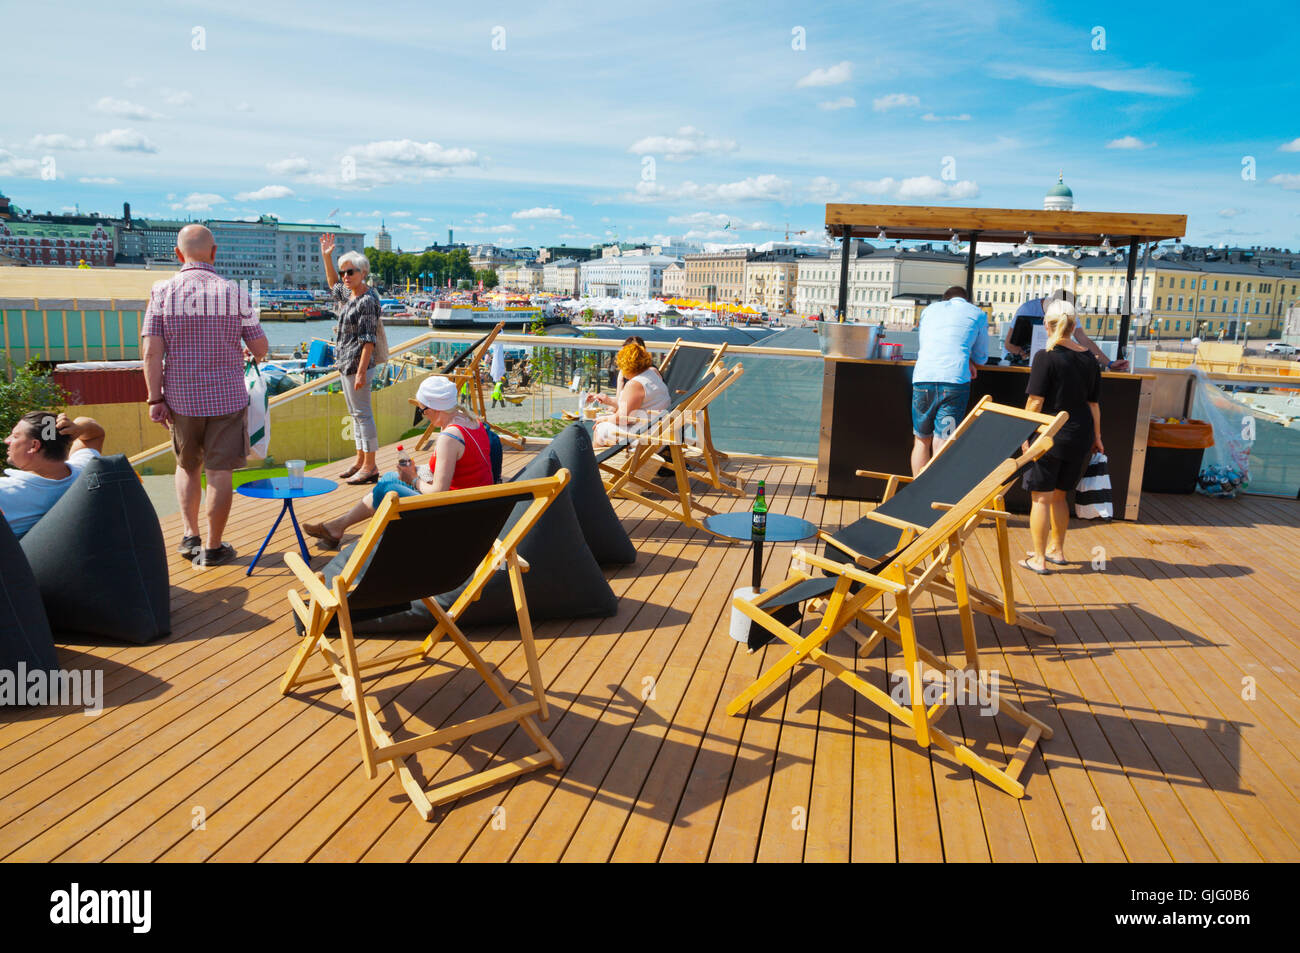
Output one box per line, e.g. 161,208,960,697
362,246,486,290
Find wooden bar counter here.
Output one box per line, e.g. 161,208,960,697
816,357,1156,519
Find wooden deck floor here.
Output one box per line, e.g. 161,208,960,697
3,441,1299,862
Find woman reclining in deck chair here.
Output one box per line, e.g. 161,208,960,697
303,377,494,549
590,339,669,447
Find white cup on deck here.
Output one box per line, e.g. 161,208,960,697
287,459,306,489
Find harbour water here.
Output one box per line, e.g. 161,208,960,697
260,319,432,353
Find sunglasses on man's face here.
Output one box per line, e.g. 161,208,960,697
339,268,356,277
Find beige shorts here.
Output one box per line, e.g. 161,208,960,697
171,407,249,471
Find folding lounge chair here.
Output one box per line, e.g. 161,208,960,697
727,402,1066,798
279,472,569,819
597,361,746,530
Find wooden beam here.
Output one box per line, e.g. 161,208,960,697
825,203,1187,245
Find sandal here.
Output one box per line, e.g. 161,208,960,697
1017,558,1051,576
345,470,380,485
1026,550,1068,565
302,521,341,550
338,463,363,479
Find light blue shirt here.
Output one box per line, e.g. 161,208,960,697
912,297,989,385
0,448,99,538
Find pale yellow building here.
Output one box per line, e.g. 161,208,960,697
684,249,747,303
743,252,801,314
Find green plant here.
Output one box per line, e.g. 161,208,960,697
0,358,68,467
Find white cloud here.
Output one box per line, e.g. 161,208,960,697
0,150,42,178
873,93,919,112
292,139,480,189
805,176,840,200
666,212,782,231
389,210,412,217
170,192,226,212
267,156,310,175
93,96,164,120
1269,174,1300,191
1106,136,1156,150
234,102,253,112
627,174,792,204
818,97,856,111
921,112,971,122
512,206,571,221
30,133,88,150
123,75,145,89
161,88,193,107
78,176,120,185
796,61,852,88
1279,138,1300,153
348,139,477,168
235,185,295,201
853,176,979,201
628,126,737,161
1218,208,1241,218
93,128,158,152
466,224,517,235
992,64,1190,96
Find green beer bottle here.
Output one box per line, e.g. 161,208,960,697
751,480,767,536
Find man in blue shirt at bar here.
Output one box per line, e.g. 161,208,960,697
910,286,988,475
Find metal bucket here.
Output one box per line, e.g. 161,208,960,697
817,322,881,359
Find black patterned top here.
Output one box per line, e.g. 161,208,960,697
329,283,380,375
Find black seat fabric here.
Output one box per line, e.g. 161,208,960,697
315,453,617,635
548,423,636,565
661,348,711,404
0,513,58,674
20,454,170,644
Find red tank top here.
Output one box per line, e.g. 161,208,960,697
434,423,493,490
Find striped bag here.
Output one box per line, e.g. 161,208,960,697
1074,452,1112,519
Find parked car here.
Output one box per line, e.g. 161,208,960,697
1264,342,1298,356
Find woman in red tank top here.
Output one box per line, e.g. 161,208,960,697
303,377,494,549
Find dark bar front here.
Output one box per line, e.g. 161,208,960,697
818,358,1151,517
836,225,851,321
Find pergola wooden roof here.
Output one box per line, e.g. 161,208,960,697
821,203,1190,358
825,203,1187,247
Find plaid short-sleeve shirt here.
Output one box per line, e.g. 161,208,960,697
141,262,268,417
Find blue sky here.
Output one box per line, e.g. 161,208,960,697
3,0,1298,251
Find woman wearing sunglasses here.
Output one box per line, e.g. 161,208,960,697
320,233,382,484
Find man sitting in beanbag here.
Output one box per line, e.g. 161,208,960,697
0,412,106,538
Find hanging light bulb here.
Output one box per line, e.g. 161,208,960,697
1100,236,1113,252
1173,237,1184,255
1024,233,1035,246
1071,247,1083,260
894,239,903,252
948,232,962,255
1152,244,1166,260
877,229,887,241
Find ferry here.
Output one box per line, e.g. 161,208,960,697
426,299,554,330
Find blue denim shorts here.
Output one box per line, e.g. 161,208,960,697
911,382,970,439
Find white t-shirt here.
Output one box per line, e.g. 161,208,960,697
0,447,100,538
630,369,670,413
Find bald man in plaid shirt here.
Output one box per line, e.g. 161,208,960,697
143,224,269,568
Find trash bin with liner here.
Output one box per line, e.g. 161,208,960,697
1143,418,1215,494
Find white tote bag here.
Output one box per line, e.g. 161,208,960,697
245,361,271,458
1074,452,1113,519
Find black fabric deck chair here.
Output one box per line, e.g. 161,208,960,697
728,404,1067,798
280,472,569,819
747,397,1064,650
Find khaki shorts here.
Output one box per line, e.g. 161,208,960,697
171,407,249,471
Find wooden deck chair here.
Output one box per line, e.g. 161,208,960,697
279,472,569,819
727,409,1064,798
598,361,746,530
841,396,1066,641
414,322,525,450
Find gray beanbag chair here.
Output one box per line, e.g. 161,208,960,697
21,454,170,643
309,451,617,635
0,513,59,673
548,423,636,565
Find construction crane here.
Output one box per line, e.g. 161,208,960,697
758,222,807,241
